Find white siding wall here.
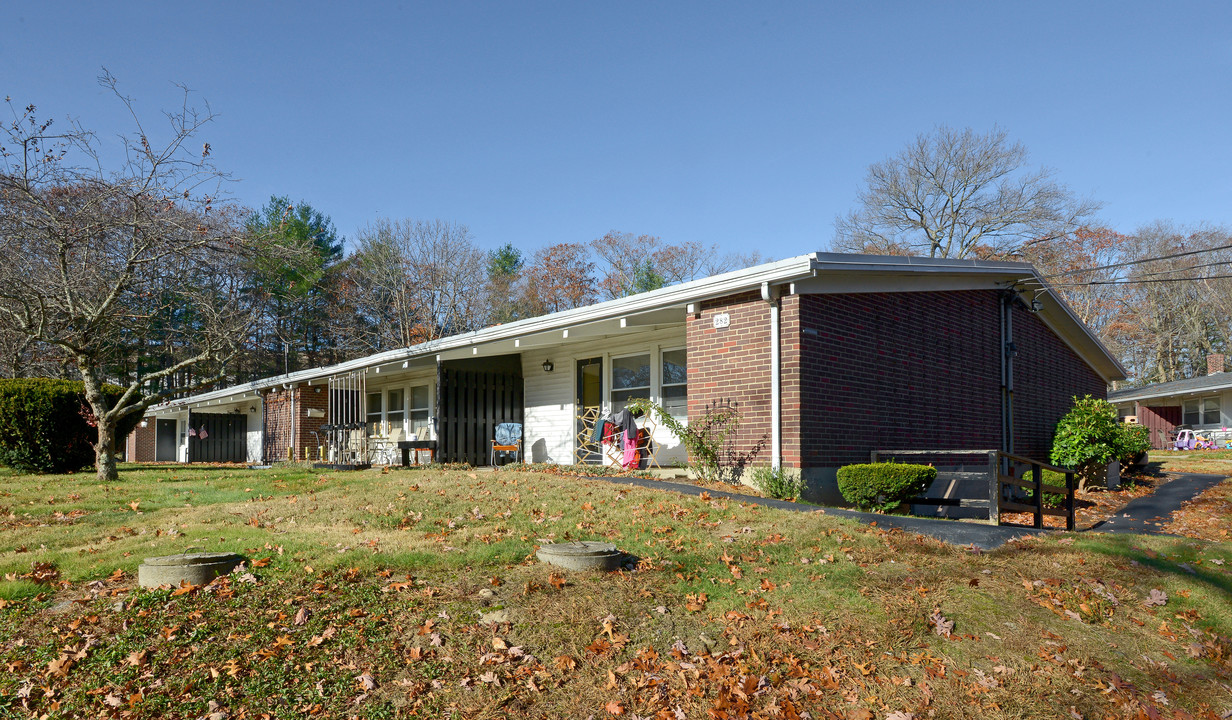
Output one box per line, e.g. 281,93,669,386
520,327,688,467
247,403,263,463
521,348,576,463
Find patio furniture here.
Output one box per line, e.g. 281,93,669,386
491,423,523,466
368,437,397,465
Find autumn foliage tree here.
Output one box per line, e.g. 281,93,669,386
523,242,597,314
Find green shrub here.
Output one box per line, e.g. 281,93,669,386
750,466,804,501
836,462,937,512
1119,423,1150,463
0,378,141,474
1050,395,1150,489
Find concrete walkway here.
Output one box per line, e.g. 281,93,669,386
589,471,1229,549
1088,472,1227,535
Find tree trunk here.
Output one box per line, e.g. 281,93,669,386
79,361,121,482
95,417,119,483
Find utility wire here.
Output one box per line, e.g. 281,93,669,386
1037,240,1232,280
1041,273,1232,288
1022,258,1231,288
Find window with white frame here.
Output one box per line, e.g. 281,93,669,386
386,388,405,434
366,392,383,435
611,353,651,412
1203,397,1221,425
661,348,687,418
409,385,431,438
1183,399,1200,426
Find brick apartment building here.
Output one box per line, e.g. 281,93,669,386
129,253,1124,502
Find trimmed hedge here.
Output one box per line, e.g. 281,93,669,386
0,378,142,474
836,462,937,512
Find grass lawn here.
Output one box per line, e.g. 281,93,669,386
2,463,1231,719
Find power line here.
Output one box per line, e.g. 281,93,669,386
1042,273,1232,288
1037,240,1232,280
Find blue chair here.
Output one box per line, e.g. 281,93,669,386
491,423,523,466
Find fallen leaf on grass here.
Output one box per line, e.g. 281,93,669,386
1144,589,1168,607
605,700,625,715
356,673,377,691
46,655,73,677
930,608,954,637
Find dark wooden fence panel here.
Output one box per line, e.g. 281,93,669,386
438,368,523,465
188,412,248,463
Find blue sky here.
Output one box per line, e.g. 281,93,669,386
3,1,1230,260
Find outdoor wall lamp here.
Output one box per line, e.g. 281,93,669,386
1005,341,1019,360
542,359,554,372
250,406,257,413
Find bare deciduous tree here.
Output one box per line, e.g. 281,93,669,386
0,73,278,481
590,232,765,299
1104,223,1231,384
349,218,489,349
834,126,1100,259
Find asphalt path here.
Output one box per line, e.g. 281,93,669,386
589,471,1228,550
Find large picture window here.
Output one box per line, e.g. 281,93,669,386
661,348,687,417
611,353,650,412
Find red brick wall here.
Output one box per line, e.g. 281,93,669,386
125,421,156,462
686,291,776,467
263,390,295,462
796,291,1004,467
1010,302,1109,460
296,387,328,461
686,289,1110,474
263,387,329,462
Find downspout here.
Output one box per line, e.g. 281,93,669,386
762,282,781,470
284,383,296,462
999,293,1016,456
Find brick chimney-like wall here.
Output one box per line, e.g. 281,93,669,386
1209,354,1226,375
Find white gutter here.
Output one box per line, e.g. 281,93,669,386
148,253,821,413
762,282,781,470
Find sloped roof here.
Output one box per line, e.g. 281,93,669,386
150,252,1125,412
1109,373,1232,404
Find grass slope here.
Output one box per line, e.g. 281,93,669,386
1,464,1230,719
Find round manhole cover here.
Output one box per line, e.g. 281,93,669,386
536,541,622,571
138,552,244,588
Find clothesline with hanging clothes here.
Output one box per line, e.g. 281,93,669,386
590,408,642,469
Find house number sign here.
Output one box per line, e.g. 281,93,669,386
712,312,731,329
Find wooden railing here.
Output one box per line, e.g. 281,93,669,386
868,449,1076,530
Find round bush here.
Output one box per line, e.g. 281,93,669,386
0,378,141,474
836,462,937,512
1051,395,1150,488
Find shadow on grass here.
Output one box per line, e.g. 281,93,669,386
1066,534,1232,604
